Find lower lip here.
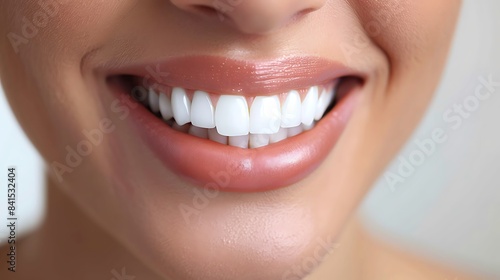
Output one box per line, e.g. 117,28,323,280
118,84,359,193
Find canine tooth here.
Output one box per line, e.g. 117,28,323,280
229,135,249,149
148,88,160,114
287,125,303,137
249,134,270,149
315,88,335,121
301,86,319,126
249,95,281,134
188,126,208,139
191,91,215,128
215,95,250,137
269,128,288,144
159,93,174,121
208,128,228,144
281,90,302,128
171,87,191,126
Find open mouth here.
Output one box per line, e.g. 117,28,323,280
105,56,363,192
112,76,341,148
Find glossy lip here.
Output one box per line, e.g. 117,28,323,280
106,56,363,192
108,55,362,95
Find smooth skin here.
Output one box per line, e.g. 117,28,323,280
0,0,472,279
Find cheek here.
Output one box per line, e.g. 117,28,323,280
352,0,461,65
1,1,136,60
0,0,138,156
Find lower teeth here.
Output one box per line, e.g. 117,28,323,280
165,121,316,149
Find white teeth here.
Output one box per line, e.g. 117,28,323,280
208,128,228,145
301,86,319,126
249,95,281,134
215,95,250,137
191,91,216,128
171,87,191,126
302,123,314,131
315,88,335,121
229,135,249,149
249,134,270,149
281,90,302,128
287,126,303,137
159,93,174,121
269,127,288,144
143,83,335,148
148,89,160,114
188,126,208,139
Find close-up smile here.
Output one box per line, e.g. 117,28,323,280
0,1,473,279
106,56,365,192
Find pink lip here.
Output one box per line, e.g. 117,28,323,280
110,55,360,95
107,56,362,192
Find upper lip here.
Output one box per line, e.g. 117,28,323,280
107,55,361,95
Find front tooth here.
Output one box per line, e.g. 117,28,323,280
215,95,250,137
270,127,288,144
148,88,160,114
191,91,215,128
229,135,249,148
208,128,228,145
249,134,270,149
159,93,174,121
171,87,191,126
301,86,319,126
250,95,281,134
281,90,302,128
188,126,208,139
314,88,335,121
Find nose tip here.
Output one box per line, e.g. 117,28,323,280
170,0,327,34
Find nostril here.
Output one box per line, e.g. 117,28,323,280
298,8,316,17
173,1,324,34
189,4,237,24
192,4,220,17
291,7,316,22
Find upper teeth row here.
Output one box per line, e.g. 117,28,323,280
146,84,336,137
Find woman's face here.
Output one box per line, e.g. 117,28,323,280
0,1,460,279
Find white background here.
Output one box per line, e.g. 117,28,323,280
361,0,500,278
1,0,499,277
